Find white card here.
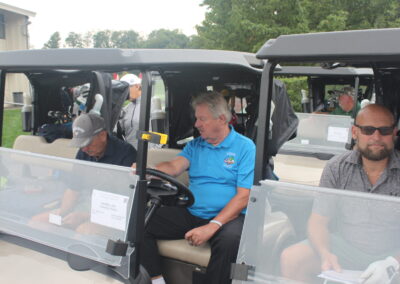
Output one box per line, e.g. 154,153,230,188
90,189,129,231
327,126,349,143
48,213,62,226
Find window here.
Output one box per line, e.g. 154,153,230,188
0,14,5,39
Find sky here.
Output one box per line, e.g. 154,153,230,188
6,0,207,48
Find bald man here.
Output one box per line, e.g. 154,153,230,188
281,104,400,284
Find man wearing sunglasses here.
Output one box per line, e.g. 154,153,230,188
281,104,400,284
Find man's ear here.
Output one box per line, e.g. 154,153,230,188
351,125,358,140
219,114,227,124
99,130,108,141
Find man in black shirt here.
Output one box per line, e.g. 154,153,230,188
31,113,136,230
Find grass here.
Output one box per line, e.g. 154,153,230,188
2,108,25,148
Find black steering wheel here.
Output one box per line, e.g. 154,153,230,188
146,168,194,207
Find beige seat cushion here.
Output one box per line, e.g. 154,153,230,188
157,239,210,267
13,135,78,159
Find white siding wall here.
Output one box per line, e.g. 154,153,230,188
0,10,31,106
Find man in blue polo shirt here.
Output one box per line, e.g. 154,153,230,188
141,92,256,284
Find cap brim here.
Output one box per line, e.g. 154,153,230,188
69,137,92,148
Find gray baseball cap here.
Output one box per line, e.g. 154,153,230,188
70,113,105,148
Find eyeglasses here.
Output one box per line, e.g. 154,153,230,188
354,124,395,136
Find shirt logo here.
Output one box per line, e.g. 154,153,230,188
224,152,236,167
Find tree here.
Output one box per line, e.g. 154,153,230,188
110,30,141,48
195,0,308,52
43,32,61,49
195,0,400,52
142,29,190,48
65,32,83,48
93,30,113,48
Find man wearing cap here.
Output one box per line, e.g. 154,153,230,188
71,113,136,165
31,113,136,230
330,87,361,116
119,73,143,149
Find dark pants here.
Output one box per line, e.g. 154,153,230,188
141,207,244,284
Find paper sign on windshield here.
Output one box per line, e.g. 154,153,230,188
327,126,349,143
90,189,129,231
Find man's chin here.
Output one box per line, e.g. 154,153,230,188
360,147,391,161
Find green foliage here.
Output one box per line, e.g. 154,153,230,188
44,29,190,49
143,29,190,48
111,30,140,48
65,32,84,48
93,30,113,48
43,32,61,49
279,77,308,112
2,108,24,148
195,0,400,52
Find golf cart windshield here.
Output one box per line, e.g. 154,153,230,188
233,180,400,283
0,147,138,268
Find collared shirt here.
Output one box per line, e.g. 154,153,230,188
330,102,361,116
179,126,255,219
314,150,400,254
76,134,137,167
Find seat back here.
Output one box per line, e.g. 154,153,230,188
13,135,78,159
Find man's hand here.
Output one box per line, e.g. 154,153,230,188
320,251,341,272
185,223,220,246
360,256,399,284
62,211,89,228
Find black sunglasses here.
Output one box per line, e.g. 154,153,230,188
354,124,395,136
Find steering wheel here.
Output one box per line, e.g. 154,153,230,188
146,168,194,207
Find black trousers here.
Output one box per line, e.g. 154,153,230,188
141,206,244,284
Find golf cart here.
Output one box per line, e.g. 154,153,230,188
272,66,375,185
0,48,298,283
231,28,400,283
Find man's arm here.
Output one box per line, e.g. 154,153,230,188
58,188,79,216
185,187,249,246
308,212,341,272
154,156,190,177
211,187,249,225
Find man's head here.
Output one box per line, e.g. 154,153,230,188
120,74,142,101
192,92,232,145
353,104,397,161
70,113,108,157
338,87,356,112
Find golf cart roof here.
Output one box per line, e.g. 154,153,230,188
0,48,263,72
274,66,373,77
256,28,400,64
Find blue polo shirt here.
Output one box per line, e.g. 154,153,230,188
179,127,255,219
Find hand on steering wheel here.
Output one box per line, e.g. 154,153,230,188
145,168,194,207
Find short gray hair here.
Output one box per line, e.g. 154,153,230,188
191,92,232,123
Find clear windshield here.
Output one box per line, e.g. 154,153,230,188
234,180,400,283
0,148,138,266
280,113,352,157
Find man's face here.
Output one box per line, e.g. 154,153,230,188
194,104,225,144
338,94,355,112
81,131,107,158
352,111,396,161
129,84,142,101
